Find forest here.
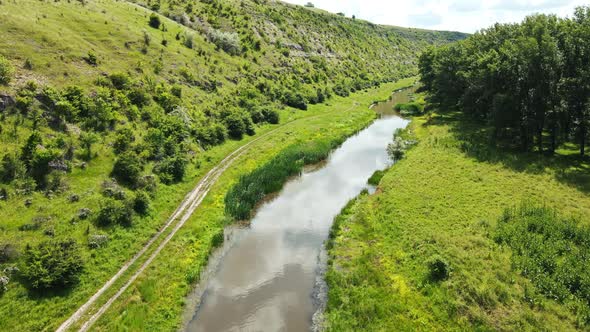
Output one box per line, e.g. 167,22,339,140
419,7,590,155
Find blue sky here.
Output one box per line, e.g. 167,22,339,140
282,0,588,33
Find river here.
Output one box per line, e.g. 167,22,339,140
183,87,415,331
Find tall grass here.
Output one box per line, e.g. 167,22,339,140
224,138,345,220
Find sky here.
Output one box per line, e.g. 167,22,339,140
282,0,589,33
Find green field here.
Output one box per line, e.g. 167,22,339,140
326,112,590,331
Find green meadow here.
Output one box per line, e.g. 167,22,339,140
326,111,590,331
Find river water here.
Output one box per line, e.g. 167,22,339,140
184,88,414,332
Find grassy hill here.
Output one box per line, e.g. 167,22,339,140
0,0,464,330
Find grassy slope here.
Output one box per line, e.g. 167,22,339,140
326,112,590,331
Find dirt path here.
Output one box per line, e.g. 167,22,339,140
56,102,361,332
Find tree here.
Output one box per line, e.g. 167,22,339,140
418,7,590,156
149,13,161,29
112,151,144,186
96,197,134,226
21,132,43,167
154,154,187,184
79,131,99,160
20,239,84,290
112,127,135,154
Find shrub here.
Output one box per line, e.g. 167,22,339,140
224,111,254,140
154,155,187,184
387,136,405,160
183,32,195,49
148,13,161,29
21,131,43,167
333,84,350,97
24,58,33,70
112,127,135,154
142,29,151,46
96,197,133,227
133,190,150,215
112,151,143,186
79,131,99,160
207,29,241,55
283,91,308,110
262,107,280,124
19,238,84,290
1,153,24,183
29,148,61,188
128,88,151,107
0,55,13,85
77,208,91,220
427,255,450,281
85,51,97,66
109,72,131,90
88,234,108,249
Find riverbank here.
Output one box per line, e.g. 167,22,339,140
325,112,590,330
72,78,417,331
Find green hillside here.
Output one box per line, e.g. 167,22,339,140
0,0,463,330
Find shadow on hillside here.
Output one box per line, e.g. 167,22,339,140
423,112,590,195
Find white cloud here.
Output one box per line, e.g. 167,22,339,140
281,0,588,32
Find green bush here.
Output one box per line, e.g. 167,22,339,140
112,151,144,186
112,127,135,154
261,107,280,124
154,155,187,184
20,239,84,290
207,29,241,55
85,51,97,66
96,197,134,227
0,55,14,85
148,13,161,29
109,73,131,90
283,91,308,110
1,154,24,183
224,111,255,139
133,190,150,215
426,255,450,282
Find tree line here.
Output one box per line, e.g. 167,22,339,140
419,7,590,156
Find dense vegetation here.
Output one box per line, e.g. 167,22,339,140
495,204,590,324
419,6,590,156
225,139,342,220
